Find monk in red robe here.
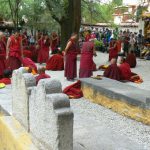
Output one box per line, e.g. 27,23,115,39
36,67,50,84
65,33,78,81
0,32,6,78
109,39,118,61
38,34,50,64
126,50,137,68
6,30,23,71
79,39,97,78
85,32,91,42
0,69,12,85
46,52,64,71
104,58,121,81
119,57,132,81
50,32,58,54
22,57,37,73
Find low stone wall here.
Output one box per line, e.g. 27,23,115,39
12,67,36,131
81,78,150,125
11,68,74,150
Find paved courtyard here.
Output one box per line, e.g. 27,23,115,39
0,52,150,149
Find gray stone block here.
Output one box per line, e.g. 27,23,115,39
29,80,73,150
80,77,150,109
12,70,36,131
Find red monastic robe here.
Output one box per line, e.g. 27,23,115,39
63,80,83,99
79,41,94,78
126,53,137,68
46,54,64,71
109,41,118,61
6,35,22,70
22,58,37,72
0,40,6,77
119,62,132,80
38,38,50,63
0,78,11,85
104,64,122,81
65,39,78,79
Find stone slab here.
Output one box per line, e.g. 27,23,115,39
29,79,73,150
80,77,150,109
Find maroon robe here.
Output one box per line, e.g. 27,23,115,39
119,62,132,80
65,39,78,79
38,38,50,63
36,73,50,84
109,41,118,61
79,41,94,78
0,78,11,85
63,80,83,99
104,64,121,81
22,58,37,72
0,40,6,77
6,35,22,70
126,53,137,68
46,54,64,71
51,38,58,52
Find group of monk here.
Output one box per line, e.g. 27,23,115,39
0,30,61,83
0,26,142,87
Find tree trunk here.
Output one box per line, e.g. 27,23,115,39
60,0,81,50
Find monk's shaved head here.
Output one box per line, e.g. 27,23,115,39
0,32,3,39
110,58,117,65
119,57,125,64
38,67,46,74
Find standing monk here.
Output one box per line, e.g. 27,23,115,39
65,33,78,81
109,38,118,61
0,32,6,78
50,32,58,54
6,30,23,71
79,39,97,78
38,34,50,64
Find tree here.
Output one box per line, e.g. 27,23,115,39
7,0,22,29
82,0,115,24
112,0,123,6
45,0,81,50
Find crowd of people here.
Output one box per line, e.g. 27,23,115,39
0,26,145,88
0,29,63,84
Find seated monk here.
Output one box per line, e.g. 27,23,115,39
46,52,64,71
103,58,121,81
22,57,37,74
0,69,12,85
36,67,50,84
126,50,137,68
119,57,132,81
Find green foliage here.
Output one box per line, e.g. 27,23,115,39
112,0,123,6
82,1,115,24
94,39,103,47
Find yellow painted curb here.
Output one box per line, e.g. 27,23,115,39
82,85,150,125
0,116,38,150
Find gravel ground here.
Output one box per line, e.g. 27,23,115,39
43,52,150,149
71,98,150,149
